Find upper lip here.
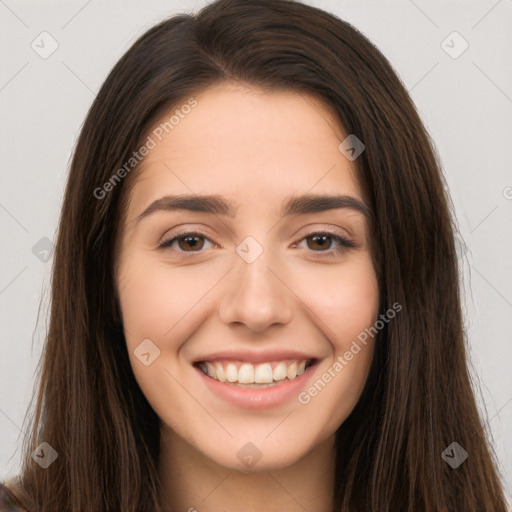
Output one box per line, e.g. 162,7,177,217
193,349,318,365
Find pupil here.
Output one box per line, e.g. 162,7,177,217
181,236,203,251
310,234,330,250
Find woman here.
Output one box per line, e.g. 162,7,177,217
1,0,509,510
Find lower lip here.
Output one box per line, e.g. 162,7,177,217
194,364,317,410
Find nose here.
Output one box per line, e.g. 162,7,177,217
218,245,294,333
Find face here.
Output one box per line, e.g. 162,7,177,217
116,83,379,472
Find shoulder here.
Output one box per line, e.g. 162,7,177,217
0,481,31,512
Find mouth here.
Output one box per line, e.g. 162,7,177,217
194,358,317,388
192,349,320,409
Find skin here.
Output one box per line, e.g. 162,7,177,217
116,82,380,512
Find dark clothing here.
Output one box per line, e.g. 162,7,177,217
0,482,30,512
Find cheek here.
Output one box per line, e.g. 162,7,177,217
295,255,380,348
116,256,219,415
117,256,217,340
291,255,379,412
289,275,379,437
117,258,164,337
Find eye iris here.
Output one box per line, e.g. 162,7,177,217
307,234,331,251
178,235,204,251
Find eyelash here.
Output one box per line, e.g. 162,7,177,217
158,230,355,258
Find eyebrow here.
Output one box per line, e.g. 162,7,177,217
135,193,371,224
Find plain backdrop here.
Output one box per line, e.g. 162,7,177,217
1,0,511,504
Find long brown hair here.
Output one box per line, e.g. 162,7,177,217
10,0,508,510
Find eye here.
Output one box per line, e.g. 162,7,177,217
158,231,214,253
296,231,355,257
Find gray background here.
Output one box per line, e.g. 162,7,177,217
1,0,511,504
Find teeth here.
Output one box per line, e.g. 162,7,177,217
273,362,287,381
205,362,216,378
254,363,273,384
286,362,297,380
198,359,312,385
238,363,254,384
226,363,238,383
215,363,227,382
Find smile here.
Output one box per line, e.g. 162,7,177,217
196,359,313,387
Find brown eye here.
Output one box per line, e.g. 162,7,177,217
297,231,355,257
159,232,213,253
306,233,334,251
177,235,205,252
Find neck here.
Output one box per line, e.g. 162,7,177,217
157,426,336,512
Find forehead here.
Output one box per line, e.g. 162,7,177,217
128,83,363,214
